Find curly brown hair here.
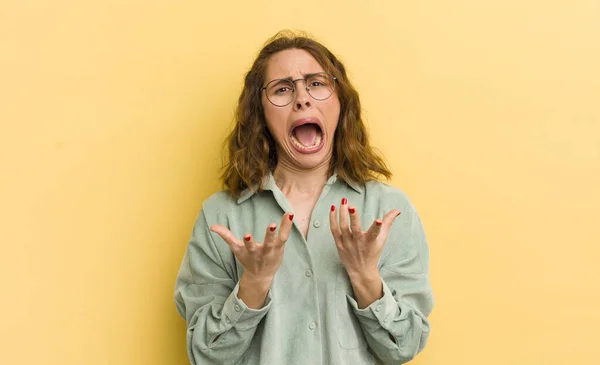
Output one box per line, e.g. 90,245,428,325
221,30,392,198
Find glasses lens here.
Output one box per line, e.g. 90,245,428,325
306,73,335,100
266,79,294,106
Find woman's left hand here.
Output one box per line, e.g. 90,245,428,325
329,198,401,278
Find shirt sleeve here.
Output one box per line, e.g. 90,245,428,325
174,209,271,365
346,199,434,365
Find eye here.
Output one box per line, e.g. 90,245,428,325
307,74,331,88
274,86,292,94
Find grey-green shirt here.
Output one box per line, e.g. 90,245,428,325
174,174,434,365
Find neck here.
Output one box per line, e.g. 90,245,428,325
273,163,331,198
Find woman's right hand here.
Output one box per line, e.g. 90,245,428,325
210,212,294,307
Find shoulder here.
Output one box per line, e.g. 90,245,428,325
363,179,415,213
202,190,237,212
190,190,238,227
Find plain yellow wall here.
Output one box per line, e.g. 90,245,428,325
1,1,599,364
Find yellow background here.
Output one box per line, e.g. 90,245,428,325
1,1,599,364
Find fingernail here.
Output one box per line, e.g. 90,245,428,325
396,212,401,217
269,225,276,232
375,220,382,226
349,207,356,214
330,205,335,212
244,234,251,241
342,198,347,205
289,213,294,221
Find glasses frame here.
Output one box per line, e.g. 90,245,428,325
260,72,337,107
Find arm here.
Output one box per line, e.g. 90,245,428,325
347,202,434,364
174,210,271,365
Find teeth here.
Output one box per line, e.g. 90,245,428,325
291,134,322,150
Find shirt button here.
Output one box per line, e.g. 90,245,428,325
305,270,313,277
376,304,382,312
234,304,241,312
309,322,317,330
313,220,321,228
225,317,231,324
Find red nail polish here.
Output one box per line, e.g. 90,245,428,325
330,205,335,212
269,225,276,232
342,198,347,205
396,212,401,217
349,207,356,214
244,234,251,241
375,220,382,226
289,213,294,221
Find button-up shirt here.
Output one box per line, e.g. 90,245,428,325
174,174,434,365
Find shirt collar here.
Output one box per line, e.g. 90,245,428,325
236,172,363,204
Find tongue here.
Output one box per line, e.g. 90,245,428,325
294,124,319,146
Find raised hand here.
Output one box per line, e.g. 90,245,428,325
329,198,401,278
209,212,294,308
210,212,294,281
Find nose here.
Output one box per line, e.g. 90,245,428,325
293,83,312,110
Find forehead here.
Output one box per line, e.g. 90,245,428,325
265,48,325,80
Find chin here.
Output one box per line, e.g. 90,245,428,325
290,146,332,170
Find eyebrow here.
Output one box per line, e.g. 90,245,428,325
274,72,321,82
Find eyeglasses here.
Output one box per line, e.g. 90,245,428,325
261,72,337,107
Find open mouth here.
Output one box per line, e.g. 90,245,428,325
290,123,323,152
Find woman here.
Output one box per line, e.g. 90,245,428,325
174,31,434,365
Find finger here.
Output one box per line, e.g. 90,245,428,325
382,209,402,228
263,223,278,248
276,212,294,245
348,205,362,237
329,204,342,243
210,224,243,253
365,219,384,242
339,197,351,239
379,209,402,236
243,233,257,252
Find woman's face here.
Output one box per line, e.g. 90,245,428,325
262,49,341,172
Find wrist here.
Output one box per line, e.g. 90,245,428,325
346,267,380,284
238,273,273,309
346,269,383,309
238,273,273,300
240,272,274,289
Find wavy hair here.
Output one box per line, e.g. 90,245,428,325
221,30,392,198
